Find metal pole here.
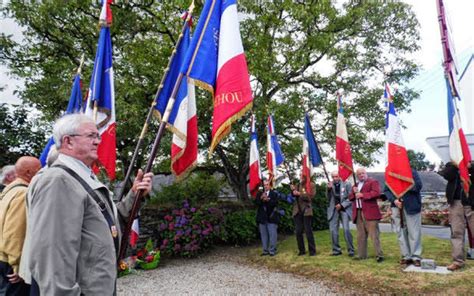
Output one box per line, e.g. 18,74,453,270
116,5,194,201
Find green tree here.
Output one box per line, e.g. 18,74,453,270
407,149,433,171
0,1,420,199
0,103,47,166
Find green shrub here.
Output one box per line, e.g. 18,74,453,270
220,210,258,245
149,172,223,207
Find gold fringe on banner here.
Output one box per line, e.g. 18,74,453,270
209,101,253,155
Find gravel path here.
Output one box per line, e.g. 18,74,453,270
117,248,341,295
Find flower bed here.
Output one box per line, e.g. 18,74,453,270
422,209,449,226
156,200,224,257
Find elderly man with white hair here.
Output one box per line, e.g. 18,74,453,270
0,165,16,192
26,114,153,295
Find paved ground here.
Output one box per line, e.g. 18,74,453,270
117,248,345,295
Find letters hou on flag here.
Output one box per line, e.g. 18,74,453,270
249,114,262,197
84,0,116,180
39,73,84,167
266,115,285,186
302,114,322,193
384,83,414,198
446,78,472,195
335,94,354,181
179,0,253,154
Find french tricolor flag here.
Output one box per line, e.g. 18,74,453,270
384,83,414,198
84,0,116,180
267,115,285,185
39,73,84,167
155,22,197,180
130,217,139,248
179,0,253,155
446,78,471,195
335,94,354,181
302,114,322,193
249,114,262,197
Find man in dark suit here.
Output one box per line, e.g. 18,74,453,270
349,167,383,262
255,180,280,256
327,171,354,257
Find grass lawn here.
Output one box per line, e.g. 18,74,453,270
245,229,474,294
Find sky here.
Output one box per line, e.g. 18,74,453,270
0,1,473,170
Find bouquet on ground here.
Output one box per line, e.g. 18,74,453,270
136,238,160,270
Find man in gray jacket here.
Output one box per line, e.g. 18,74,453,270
326,171,354,256
27,114,153,295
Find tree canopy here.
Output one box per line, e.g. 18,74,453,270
0,0,420,198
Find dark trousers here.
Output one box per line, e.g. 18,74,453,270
294,213,316,255
0,261,30,296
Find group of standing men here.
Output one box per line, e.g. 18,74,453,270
0,114,154,295
255,163,474,271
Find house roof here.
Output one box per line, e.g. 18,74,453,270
367,171,447,193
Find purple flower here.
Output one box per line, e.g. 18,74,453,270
176,230,184,236
183,200,190,209
191,207,196,213
159,223,167,231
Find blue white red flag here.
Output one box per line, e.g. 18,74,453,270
154,20,192,122
302,114,322,193
266,115,284,185
168,24,198,180
84,0,116,180
39,73,84,167
335,94,354,181
447,78,471,195
130,217,139,248
384,83,414,198
179,0,253,154
249,114,262,197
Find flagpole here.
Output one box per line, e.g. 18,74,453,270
77,53,85,75
116,3,195,202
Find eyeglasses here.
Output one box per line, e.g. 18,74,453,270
69,133,101,141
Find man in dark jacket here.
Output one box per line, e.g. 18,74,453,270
383,169,423,266
467,164,474,260
439,162,474,271
255,180,280,256
288,180,316,256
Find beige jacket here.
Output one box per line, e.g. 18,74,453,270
0,178,29,273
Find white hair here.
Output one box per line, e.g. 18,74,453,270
0,165,15,183
46,145,59,167
53,114,95,149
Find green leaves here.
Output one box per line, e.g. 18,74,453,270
1,1,421,197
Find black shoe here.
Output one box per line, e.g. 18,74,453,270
297,252,306,256
348,253,354,257
376,256,384,263
269,253,275,257
309,253,316,256
261,252,269,256
331,252,342,256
